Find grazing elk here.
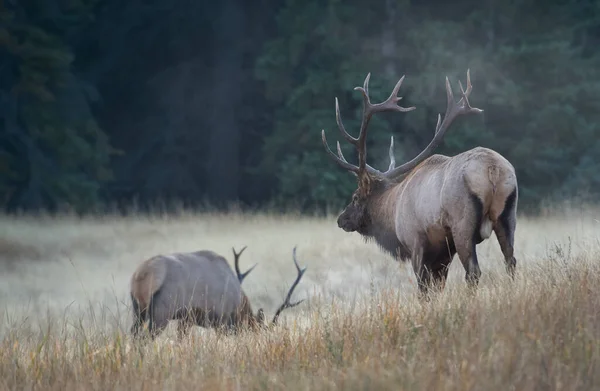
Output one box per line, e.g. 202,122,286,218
321,70,518,297
130,246,307,339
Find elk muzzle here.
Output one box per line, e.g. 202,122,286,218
337,213,356,232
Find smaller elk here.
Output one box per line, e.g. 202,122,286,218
130,246,307,340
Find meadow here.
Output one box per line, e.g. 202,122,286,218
0,204,599,390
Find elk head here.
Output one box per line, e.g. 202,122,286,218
232,245,307,330
321,70,482,235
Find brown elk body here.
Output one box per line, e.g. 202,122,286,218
130,246,306,339
322,70,518,296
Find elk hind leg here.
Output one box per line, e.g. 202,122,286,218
453,194,483,289
493,188,518,279
147,289,170,340
414,264,449,302
130,294,147,338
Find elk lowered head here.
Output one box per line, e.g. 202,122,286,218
232,245,307,330
322,70,482,236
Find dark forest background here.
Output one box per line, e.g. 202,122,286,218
1,0,599,215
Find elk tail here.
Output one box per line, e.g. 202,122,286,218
130,258,168,337
487,165,500,195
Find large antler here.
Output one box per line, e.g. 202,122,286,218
232,246,256,283
321,73,415,177
381,69,483,179
322,69,483,180
271,246,307,325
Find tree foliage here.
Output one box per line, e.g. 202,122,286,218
1,0,599,213
0,1,114,212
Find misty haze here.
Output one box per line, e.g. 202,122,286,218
1,0,600,390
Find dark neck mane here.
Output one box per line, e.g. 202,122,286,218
362,182,412,262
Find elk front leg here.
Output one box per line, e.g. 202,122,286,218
413,245,454,300
146,293,170,340
428,255,452,293
411,245,428,299
415,268,433,301
411,245,441,301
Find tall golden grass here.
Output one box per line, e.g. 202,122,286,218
0,207,599,390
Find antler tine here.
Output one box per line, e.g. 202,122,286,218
434,113,442,135
457,70,481,113
232,245,256,284
322,72,415,178
337,141,385,177
432,76,458,135
384,75,417,113
353,76,371,173
336,141,349,163
459,70,472,102
321,130,361,173
436,70,482,130
352,74,415,172
388,136,396,171
458,80,469,107
362,72,371,99
335,98,359,144
271,246,307,325
355,75,416,114
383,69,483,179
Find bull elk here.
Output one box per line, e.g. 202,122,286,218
321,69,518,296
130,246,307,339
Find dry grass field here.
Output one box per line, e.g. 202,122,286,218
0,205,599,390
